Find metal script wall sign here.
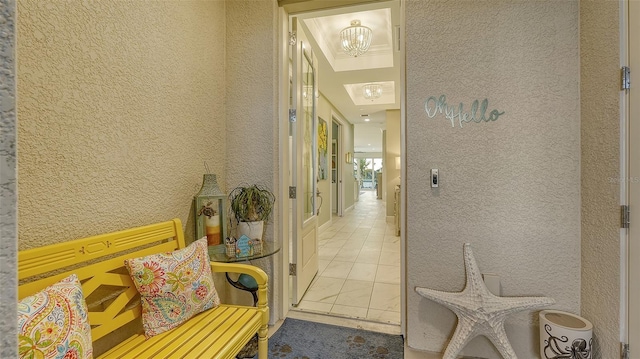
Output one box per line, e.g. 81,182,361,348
425,95,505,128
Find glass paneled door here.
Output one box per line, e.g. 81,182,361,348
290,16,319,306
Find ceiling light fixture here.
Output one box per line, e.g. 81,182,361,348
340,20,372,57
362,83,382,100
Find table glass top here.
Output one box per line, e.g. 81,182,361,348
208,241,280,263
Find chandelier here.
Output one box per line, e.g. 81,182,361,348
340,20,372,57
362,83,382,100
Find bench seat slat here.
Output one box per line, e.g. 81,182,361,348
98,305,262,359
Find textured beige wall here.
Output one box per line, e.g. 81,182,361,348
17,0,226,247
406,1,580,357
224,0,281,320
580,1,621,358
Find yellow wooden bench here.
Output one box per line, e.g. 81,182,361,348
18,218,269,359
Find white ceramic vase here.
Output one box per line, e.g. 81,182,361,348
540,310,592,359
237,221,264,240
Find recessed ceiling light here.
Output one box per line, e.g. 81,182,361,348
364,118,370,122
368,144,371,146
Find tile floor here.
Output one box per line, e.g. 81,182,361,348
293,189,401,325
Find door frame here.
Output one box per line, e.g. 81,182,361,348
624,0,640,349
277,1,407,336
332,112,347,217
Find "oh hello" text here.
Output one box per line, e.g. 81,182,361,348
424,95,505,128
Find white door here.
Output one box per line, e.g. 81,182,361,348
628,0,640,348
290,16,319,306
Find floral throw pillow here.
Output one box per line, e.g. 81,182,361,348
18,274,93,359
124,237,220,338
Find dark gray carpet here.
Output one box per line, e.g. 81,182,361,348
252,318,404,359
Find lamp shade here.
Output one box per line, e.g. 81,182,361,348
363,83,382,100
395,156,401,170
340,20,372,57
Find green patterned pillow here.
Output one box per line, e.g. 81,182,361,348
18,274,93,359
125,237,220,338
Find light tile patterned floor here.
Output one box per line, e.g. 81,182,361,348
295,189,401,325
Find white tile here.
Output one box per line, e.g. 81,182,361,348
378,250,401,266
361,241,383,252
321,260,354,279
366,309,400,325
334,231,354,240
356,248,381,264
323,239,347,248
318,259,330,274
320,231,338,239
318,246,339,261
369,283,401,312
341,240,364,251
348,262,378,281
334,279,373,308
375,265,400,284
367,231,386,240
302,277,345,304
331,304,368,319
382,241,400,252
296,300,333,313
333,248,361,262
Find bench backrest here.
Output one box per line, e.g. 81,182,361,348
18,218,186,341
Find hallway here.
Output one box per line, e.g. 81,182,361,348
294,189,401,325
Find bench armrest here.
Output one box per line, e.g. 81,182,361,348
209,262,269,310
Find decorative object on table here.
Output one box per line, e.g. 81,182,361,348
225,237,237,258
415,243,555,359
228,184,275,241
540,310,592,359
236,235,254,257
198,200,221,246
194,173,227,245
249,318,403,359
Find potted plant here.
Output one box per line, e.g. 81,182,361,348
228,184,275,240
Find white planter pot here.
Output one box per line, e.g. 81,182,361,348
237,221,264,240
540,310,592,359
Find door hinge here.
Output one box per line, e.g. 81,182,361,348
289,108,297,122
289,263,297,276
289,186,296,199
622,343,629,359
289,31,297,46
621,205,630,229
622,66,631,90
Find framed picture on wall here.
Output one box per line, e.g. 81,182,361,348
318,118,328,180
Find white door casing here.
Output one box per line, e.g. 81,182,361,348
290,16,319,306
627,0,640,349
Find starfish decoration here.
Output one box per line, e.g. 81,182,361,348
415,243,555,359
